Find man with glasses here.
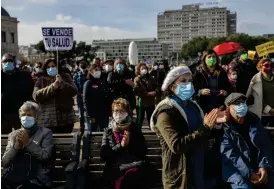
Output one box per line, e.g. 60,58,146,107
1,53,34,134
220,93,274,189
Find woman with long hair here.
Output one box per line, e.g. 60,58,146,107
33,58,77,133
134,62,158,129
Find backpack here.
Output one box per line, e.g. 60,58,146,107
2,151,39,184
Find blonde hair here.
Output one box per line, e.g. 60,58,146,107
112,98,130,112
257,58,271,71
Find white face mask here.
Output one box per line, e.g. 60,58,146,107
105,65,113,72
159,65,164,69
113,112,128,123
35,67,41,73
93,71,101,79
153,66,158,70
140,69,148,75
231,74,238,80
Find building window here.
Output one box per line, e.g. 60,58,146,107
2,31,6,43
11,32,15,43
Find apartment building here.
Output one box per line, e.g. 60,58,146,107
1,7,19,58
157,4,237,52
92,38,169,61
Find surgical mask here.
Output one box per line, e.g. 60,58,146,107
3,62,15,71
175,82,195,101
93,71,101,79
234,103,248,117
230,74,238,80
35,68,41,73
206,57,217,67
116,64,124,71
153,66,158,70
262,64,272,73
47,67,57,77
105,65,113,72
159,65,164,69
113,112,128,124
240,54,248,61
20,116,36,129
140,69,148,75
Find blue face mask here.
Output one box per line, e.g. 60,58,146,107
234,103,248,117
47,67,57,77
35,68,41,73
20,116,36,129
3,62,15,71
116,64,124,71
175,82,195,101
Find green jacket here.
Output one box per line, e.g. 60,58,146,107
150,97,210,189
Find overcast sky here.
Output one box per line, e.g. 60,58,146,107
2,0,274,45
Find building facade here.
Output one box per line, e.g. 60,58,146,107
92,38,169,62
157,4,237,53
1,7,19,58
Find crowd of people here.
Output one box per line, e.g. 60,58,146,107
1,48,274,189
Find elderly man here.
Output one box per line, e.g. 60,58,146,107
2,101,53,189
1,53,34,134
220,93,274,189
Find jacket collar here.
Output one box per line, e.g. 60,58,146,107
251,72,263,98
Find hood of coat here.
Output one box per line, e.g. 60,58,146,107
150,97,204,132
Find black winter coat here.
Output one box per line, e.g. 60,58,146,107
193,67,229,113
100,123,147,168
107,70,136,110
149,70,166,86
236,59,258,95
83,76,111,120
1,69,34,114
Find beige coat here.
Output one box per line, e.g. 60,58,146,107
246,72,272,118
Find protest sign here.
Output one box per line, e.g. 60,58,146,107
42,27,73,51
145,59,153,66
255,41,274,57
248,50,256,60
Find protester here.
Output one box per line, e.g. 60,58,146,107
102,59,114,81
100,98,150,189
150,62,166,87
227,61,239,93
235,50,258,95
2,101,53,189
220,93,274,189
73,59,90,133
193,49,229,113
93,57,102,68
246,58,274,126
31,62,43,83
33,58,77,133
83,63,111,131
134,63,158,129
2,53,34,134
150,65,220,189
107,58,136,112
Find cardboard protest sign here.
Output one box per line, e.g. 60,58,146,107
248,50,256,60
42,27,73,51
255,41,274,57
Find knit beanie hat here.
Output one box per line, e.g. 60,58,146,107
161,65,192,91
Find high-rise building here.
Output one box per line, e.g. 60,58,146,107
92,38,169,61
157,4,237,53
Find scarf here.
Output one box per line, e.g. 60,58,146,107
228,76,237,84
111,116,133,132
